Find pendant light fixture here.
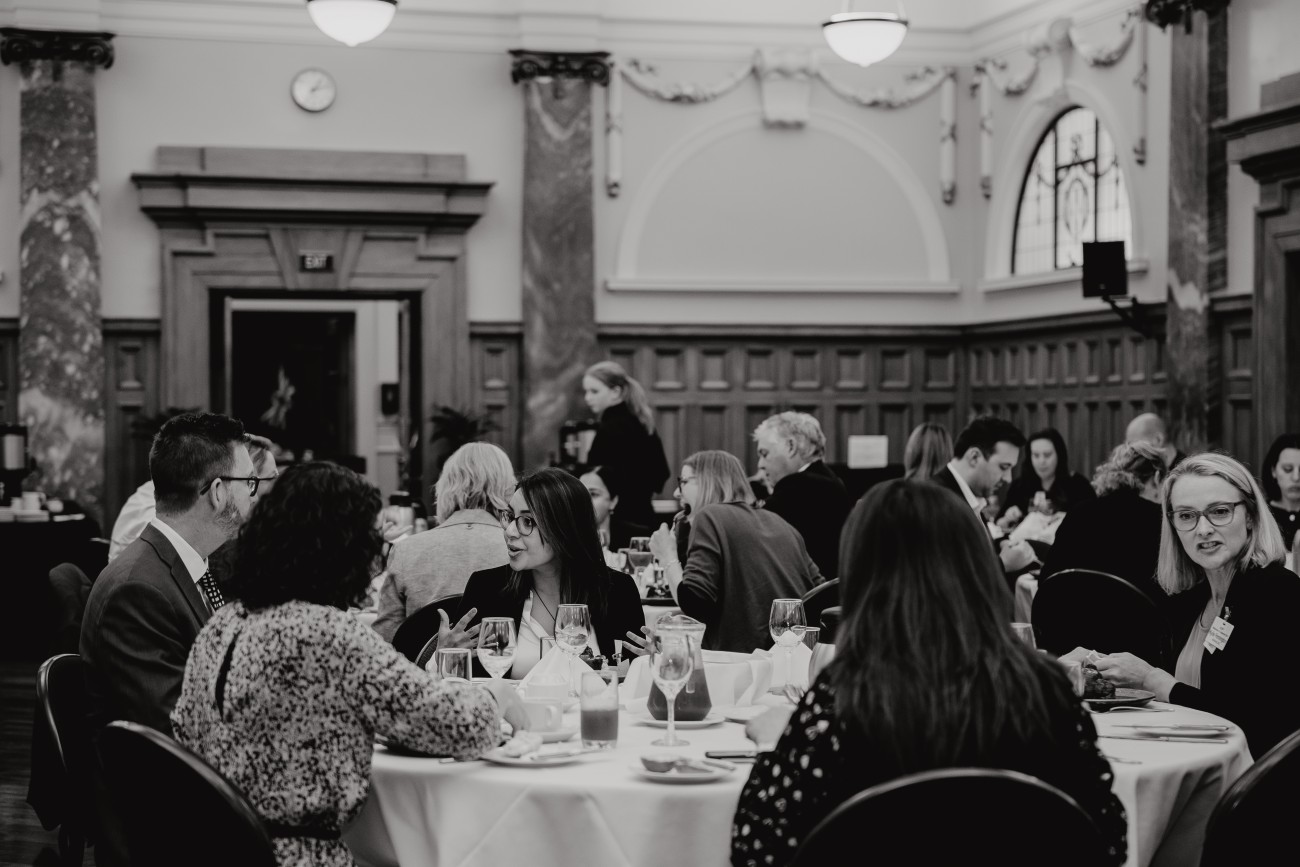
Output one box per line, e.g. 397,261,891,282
822,2,909,67
306,0,397,47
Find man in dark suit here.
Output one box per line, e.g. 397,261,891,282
755,412,853,578
1126,412,1186,470
931,415,1036,577
81,412,257,734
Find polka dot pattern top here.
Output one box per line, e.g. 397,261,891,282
172,600,499,867
731,670,1127,867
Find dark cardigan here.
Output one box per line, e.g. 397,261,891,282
585,401,671,529
1163,560,1300,756
455,563,645,661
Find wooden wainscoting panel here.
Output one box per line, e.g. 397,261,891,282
103,320,163,536
470,329,522,467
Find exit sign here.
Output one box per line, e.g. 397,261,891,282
299,253,334,272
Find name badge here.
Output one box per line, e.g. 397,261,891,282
1204,617,1234,654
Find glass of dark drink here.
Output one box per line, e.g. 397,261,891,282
580,670,619,749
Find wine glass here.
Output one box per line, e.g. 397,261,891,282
555,604,592,693
650,632,694,747
769,599,808,681
476,618,517,680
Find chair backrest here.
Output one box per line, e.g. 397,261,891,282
818,605,842,645
32,654,96,835
392,594,463,663
801,579,840,629
1202,726,1300,867
96,721,277,867
47,563,92,655
1032,568,1167,664
791,767,1109,867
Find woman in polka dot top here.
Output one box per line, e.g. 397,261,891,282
731,480,1127,867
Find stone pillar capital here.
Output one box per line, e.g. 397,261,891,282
0,27,115,69
509,50,610,86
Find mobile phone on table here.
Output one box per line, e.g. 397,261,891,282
705,750,757,761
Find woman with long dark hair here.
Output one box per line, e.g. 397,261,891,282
453,468,644,676
172,463,523,867
731,480,1126,867
1262,433,1300,548
583,360,671,529
997,427,1095,527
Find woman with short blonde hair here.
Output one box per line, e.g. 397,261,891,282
372,443,515,642
645,449,821,653
1094,452,1300,755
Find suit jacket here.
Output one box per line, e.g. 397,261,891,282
1164,560,1300,757
763,460,853,579
81,523,211,734
456,564,645,661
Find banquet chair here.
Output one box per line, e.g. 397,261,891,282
1032,569,1168,666
393,594,463,663
31,654,98,867
96,720,276,867
801,579,840,629
1201,726,1300,867
790,768,1108,867
818,606,841,644
47,563,92,655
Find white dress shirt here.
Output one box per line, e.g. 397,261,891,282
108,480,157,563
945,459,987,513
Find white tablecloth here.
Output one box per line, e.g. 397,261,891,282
345,698,1251,867
1015,574,1038,624
1089,702,1252,867
345,704,751,867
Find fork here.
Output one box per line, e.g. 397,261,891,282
1102,754,1143,765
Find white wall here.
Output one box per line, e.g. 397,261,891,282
0,0,1179,327
1226,0,1300,297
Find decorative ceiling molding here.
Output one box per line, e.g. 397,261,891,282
607,53,959,204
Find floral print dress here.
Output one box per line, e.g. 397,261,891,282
173,600,499,867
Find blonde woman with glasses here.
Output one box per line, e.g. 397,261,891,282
1092,452,1298,755
645,450,822,653
371,443,515,642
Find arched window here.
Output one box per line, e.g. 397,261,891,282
1012,106,1132,275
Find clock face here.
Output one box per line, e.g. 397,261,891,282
291,68,336,112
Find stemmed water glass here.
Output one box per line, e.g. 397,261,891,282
769,599,808,681
555,604,592,692
477,617,517,680
649,632,694,747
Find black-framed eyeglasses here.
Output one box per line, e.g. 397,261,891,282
497,508,539,537
199,475,270,497
1168,501,1244,533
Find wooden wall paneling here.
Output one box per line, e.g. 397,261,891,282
0,319,16,423
1212,297,1255,467
103,320,162,536
470,327,522,468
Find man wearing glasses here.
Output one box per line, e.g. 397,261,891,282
82,412,259,735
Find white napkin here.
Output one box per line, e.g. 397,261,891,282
518,646,581,690
1008,510,1066,545
622,652,772,708
763,642,813,690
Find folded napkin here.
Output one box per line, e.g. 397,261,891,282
762,642,813,691
518,646,582,690
1008,510,1066,546
623,652,772,708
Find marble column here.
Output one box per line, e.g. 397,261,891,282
1,29,114,523
510,51,610,471
1162,12,1226,453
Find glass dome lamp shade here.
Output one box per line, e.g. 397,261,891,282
822,12,909,67
306,0,397,47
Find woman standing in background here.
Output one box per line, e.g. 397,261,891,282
582,361,670,529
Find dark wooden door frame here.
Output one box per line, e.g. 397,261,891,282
133,146,490,507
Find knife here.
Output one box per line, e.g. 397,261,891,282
527,747,600,761
1112,724,1230,731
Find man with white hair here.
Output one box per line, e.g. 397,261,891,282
754,412,852,578
1125,412,1186,470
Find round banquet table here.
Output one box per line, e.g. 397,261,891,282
345,704,750,867
344,698,1251,867
1086,701,1251,867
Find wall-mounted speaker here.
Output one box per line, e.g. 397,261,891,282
380,383,400,416
1082,241,1128,298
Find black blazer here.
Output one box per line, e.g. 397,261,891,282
586,401,671,529
763,460,853,579
1164,561,1300,756
1040,489,1165,602
80,523,211,734
456,564,645,662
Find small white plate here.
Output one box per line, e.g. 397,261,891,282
482,746,586,767
539,727,578,744
630,762,733,784
632,712,724,730
720,706,769,724
1127,725,1228,738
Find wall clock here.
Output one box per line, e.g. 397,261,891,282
291,68,337,112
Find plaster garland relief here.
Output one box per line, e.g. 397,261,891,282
606,49,958,205
971,4,1147,199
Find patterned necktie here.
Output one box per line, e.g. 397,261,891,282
198,570,226,612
